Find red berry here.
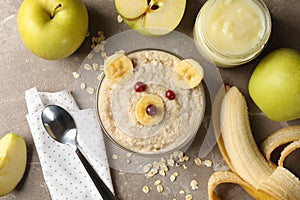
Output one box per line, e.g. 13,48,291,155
134,82,146,92
146,104,157,116
166,90,176,100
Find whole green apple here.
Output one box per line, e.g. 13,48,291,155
249,48,300,121
17,0,88,60
0,133,27,196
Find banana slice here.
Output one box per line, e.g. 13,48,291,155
104,52,133,83
172,59,204,89
135,94,165,126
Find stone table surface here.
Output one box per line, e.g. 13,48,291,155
0,0,300,200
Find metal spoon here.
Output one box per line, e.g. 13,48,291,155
41,105,117,200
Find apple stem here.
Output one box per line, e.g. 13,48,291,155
51,4,62,19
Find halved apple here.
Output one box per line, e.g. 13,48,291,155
115,0,148,19
0,133,27,196
115,0,186,36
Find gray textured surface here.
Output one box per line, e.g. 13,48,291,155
0,0,299,199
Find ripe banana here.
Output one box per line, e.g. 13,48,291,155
172,59,204,89
104,52,133,83
135,94,165,126
208,86,300,200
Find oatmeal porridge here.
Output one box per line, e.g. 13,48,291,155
97,50,206,154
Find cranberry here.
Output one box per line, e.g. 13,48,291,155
134,82,146,92
166,90,176,100
146,104,157,116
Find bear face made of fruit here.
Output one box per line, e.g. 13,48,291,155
103,51,204,127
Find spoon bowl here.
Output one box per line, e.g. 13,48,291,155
41,105,117,200
42,105,77,147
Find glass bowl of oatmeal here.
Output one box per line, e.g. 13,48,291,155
96,49,206,155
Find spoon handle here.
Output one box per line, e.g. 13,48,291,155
76,148,118,200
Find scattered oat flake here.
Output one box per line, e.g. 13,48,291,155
101,52,107,58
179,189,185,195
153,162,159,169
159,169,166,177
154,179,162,185
112,154,119,160
142,185,150,194
173,172,179,177
87,53,94,59
190,180,198,190
161,165,168,172
93,63,99,70
204,159,212,167
183,164,188,170
126,159,131,164
84,63,93,70
147,168,158,177
72,72,80,79
170,175,176,182
80,82,86,90
167,158,175,167
185,194,193,200
117,15,123,23
86,87,95,94
183,155,190,161
159,161,167,169
156,184,164,193
194,157,202,166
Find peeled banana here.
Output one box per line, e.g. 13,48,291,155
208,85,300,200
104,52,133,83
135,94,165,126
172,59,204,89
260,125,300,168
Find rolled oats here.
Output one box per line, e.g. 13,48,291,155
142,185,149,194
204,159,212,167
194,157,202,166
86,87,95,94
190,180,198,190
154,180,162,185
80,82,86,90
84,63,93,71
156,184,164,193
72,72,80,79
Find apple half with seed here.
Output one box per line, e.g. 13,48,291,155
0,133,27,196
115,0,186,36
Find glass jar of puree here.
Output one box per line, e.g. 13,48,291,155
194,0,272,67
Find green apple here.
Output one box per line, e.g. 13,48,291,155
115,0,186,36
248,48,300,121
0,133,27,196
17,0,88,60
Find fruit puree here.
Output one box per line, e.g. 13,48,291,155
205,0,264,55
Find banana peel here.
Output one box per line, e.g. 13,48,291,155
208,85,300,200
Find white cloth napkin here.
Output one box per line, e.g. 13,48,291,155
25,87,114,200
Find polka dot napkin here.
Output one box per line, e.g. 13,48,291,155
25,87,114,200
